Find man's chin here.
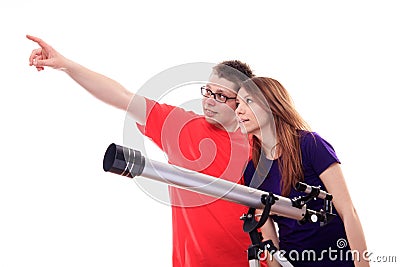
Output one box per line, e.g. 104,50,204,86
205,116,226,128
205,116,218,125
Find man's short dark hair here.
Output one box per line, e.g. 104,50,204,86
212,60,255,91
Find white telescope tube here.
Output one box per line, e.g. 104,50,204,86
103,143,307,221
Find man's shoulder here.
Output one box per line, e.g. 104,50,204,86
147,99,201,118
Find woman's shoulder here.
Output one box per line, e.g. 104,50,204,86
298,130,340,166
298,130,331,144
298,130,318,143
298,130,336,153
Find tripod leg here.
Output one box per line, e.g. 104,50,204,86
246,229,263,267
248,259,260,267
264,240,294,267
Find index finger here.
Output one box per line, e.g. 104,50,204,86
26,34,50,49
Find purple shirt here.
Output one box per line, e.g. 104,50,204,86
244,131,354,267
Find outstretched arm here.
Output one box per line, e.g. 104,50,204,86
27,34,146,124
320,163,370,267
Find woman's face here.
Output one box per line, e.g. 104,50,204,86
235,87,270,137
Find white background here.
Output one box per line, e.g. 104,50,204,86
1,1,399,266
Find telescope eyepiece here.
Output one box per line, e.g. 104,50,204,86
295,182,333,201
295,182,308,192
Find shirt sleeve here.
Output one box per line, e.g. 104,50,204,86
136,98,176,150
302,132,341,176
136,98,198,152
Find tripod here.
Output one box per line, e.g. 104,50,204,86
241,193,294,267
240,184,336,267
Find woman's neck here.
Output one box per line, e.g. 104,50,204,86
261,141,279,160
256,126,279,160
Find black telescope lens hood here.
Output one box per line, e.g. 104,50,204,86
103,143,145,178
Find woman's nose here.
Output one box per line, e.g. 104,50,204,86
235,103,244,115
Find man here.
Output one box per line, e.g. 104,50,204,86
27,34,255,266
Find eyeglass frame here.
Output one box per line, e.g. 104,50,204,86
200,86,237,103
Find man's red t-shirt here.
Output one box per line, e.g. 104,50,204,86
138,99,251,266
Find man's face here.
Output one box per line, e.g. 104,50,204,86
202,74,239,131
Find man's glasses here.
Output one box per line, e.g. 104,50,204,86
200,86,236,103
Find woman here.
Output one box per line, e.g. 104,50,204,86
235,77,369,267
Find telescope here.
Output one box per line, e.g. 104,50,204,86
103,143,336,267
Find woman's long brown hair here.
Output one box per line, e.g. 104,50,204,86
244,77,311,196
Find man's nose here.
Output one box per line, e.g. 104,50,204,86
204,96,217,105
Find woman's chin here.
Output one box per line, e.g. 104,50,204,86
238,124,249,134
